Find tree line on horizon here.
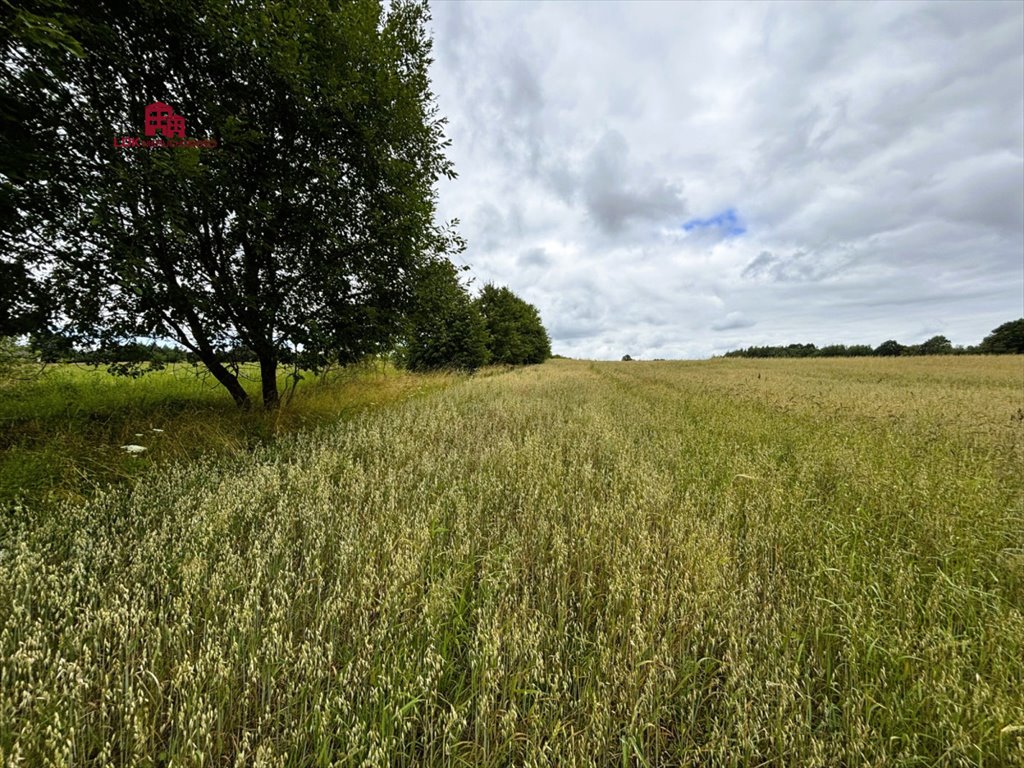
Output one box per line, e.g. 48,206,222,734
721,319,1024,358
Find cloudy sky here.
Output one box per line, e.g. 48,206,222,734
426,0,1024,359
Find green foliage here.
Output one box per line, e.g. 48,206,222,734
874,340,904,356
901,335,956,356
21,338,193,374
979,318,1024,354
724,343,878,358
0,2,83,337
724,322,1023,358
0,1,85,57
815,344,873,357
0,259,44,337
846,344,875,356
816,344,847,357
400,259,489,371
724,343,818,358
0,336,33,374
475,283,551,365
1,0,459,408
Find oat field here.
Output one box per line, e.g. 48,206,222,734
1,358,1022,766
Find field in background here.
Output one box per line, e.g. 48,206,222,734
1,357,1022,765
0,362,462,507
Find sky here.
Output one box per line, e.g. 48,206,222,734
426,0,1024,359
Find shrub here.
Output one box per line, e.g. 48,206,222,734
475,284,551,365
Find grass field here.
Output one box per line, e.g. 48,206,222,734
1,357,1022,766
0,362,461,508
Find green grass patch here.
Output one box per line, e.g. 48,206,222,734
0,361,461,507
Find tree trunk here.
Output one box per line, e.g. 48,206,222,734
199,352,251,409
259,354,279,410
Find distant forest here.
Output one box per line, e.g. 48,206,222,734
722,318,1024,358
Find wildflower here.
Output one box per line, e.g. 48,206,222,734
121,444,147,454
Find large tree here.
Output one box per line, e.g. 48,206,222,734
917,335,954,355
1,0,458,408
979,318,1024,354
1,2,83,339
475,284,551,365
874,339,904,357
399,260,489,372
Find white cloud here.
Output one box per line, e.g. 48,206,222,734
429,0,1024,358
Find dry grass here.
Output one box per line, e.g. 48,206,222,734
1,357,1022,765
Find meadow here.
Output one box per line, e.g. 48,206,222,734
1,357,1022,766
0,362,461,508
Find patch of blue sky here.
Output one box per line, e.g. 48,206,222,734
682,208,746,237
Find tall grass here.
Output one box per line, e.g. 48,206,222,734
0,362,460,507
1,358,1021,765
